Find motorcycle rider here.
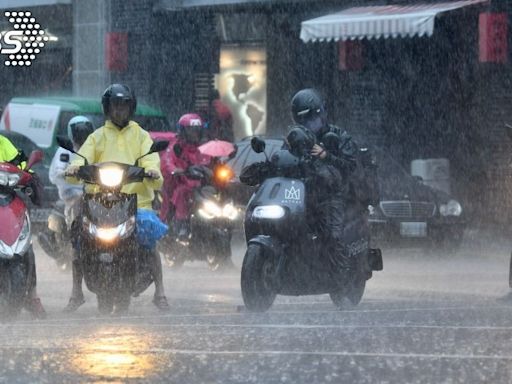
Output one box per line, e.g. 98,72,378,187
48,116,94,313
66,83,170,311
0,134,46,319
160,113,210,240
288,88,363,281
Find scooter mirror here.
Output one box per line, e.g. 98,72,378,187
56,136,75,153
227,144,238,160
26,150,44,169
135,140,170,167
251,137,266,153
321,132,341,152
149,140,169,154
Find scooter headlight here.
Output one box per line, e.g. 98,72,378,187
0,171,20,187
222,203,239,220
98,166,125,188
440,200,462,217
252,205,286,219
198,200,223,220
87,216,135,242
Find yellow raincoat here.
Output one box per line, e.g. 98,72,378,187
0,134,25,168
70,120,163,209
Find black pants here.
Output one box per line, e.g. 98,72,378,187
313,197,353,273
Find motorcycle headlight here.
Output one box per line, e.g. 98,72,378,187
98,166,125,188
222,203,239,220
0,171,20,187
252,205,286,219
88,216,135,242
440,200,462,217
198,200,223,220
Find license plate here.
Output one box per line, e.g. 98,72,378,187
400,222,427,237
99,253,113,263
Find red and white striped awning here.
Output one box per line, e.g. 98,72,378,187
300,0,489,42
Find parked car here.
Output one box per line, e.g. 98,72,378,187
227,136,466,250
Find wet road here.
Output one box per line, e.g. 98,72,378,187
2,230,512,383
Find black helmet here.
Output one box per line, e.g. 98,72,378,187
67,115,94,147
101,83,137,127
291,88,326,125
286,126,316,158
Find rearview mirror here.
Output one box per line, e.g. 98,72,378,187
56,136,75,153
251,137,266,154
321,132,341,152
26,150,44,170
135,140,170,166
228,144,238,160
150,140,169,154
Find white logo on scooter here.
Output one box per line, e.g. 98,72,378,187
284,186,301,201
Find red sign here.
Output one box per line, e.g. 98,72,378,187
338,40,364,71
105,32,128,71
479,13,508,64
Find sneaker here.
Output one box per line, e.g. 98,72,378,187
25,298,47,319
152,295,170,312
62,295,85,313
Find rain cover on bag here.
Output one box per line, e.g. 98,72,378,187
136,208,168,249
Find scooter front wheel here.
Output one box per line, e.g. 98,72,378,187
241,243,276,312
330,275,366,310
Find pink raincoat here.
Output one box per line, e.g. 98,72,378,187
150,132,210,221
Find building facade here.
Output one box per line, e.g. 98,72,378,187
1,0,512,222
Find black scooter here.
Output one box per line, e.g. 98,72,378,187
57,136,168,314
240,137,383,312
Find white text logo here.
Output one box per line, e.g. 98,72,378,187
1,11,47,67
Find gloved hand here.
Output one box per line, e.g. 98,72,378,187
65,165,79,176
311,144,327,159
145,169,160,179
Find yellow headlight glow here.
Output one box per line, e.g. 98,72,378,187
98,167,125,188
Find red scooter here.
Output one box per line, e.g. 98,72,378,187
0,150,44,317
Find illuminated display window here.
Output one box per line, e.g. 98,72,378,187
216,46,267,139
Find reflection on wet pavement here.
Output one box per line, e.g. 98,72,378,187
68,326,165,381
